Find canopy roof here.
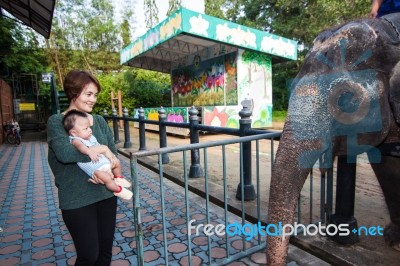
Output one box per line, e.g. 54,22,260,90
121,8,298,74
0,0,55,39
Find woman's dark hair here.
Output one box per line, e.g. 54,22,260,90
63,70,101,102
62,109,88,132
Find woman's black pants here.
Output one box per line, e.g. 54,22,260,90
61,196,117,265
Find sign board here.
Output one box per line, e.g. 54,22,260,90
13,99,21,114
19,103,36,111
42,73,52,83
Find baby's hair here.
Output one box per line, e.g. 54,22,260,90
62,110,88,132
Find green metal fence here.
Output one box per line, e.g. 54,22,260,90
128,132,333,265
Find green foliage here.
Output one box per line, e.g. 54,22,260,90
45,0,122,88
220,0,371,110
272,52,306,110
205,0,227,19
120,19,131,47
92,72,134,115
123,68,171,109
1,0,375,116
242,51,271,65
0,16,14,58
0,16,48,77
167,0,182,16
272,110,287,122
90,68,171,115
265,0,371,46
144,0,159,29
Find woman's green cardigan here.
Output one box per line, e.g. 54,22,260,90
47,114,117,210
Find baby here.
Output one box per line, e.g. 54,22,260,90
62,109,133,200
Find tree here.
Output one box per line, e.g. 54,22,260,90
204,0,226,19
167,0,182,16
45,0,122,88
220,0,371,110
124,68,171,109
83,0,121,72
144,0,159,29
92,71,135,114
0,14,14,65
120,0,137,46
0,13,47,78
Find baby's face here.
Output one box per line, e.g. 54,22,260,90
72,116,92,140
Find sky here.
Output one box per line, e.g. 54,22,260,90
113,0,205,39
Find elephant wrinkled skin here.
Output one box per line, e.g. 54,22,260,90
267,13,400,265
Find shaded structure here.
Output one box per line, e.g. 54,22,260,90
121,8,297,135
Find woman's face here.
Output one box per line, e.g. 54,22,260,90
71,83,98,113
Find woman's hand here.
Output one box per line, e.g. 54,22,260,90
109,154,119,168
104,150,114,161
88,172,105,185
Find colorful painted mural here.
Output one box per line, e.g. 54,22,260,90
137,107,188,122
202,50,273,129
237,50,273,128
133,107,190,135
204,106,240,128
172,52,237,107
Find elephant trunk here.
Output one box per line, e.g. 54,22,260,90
267,128,320,265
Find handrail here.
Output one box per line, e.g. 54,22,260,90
104,105,281,198
130,132,281,158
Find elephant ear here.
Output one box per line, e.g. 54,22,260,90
389,61,400,121
379,13,400,44
354,71,393,152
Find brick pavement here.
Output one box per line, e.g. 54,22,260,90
0,141,329,265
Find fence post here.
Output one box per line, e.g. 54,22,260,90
112,108,120,144
189,106,204,178
158,107,170,164
123,107,132,148
103,108,110,130
236,105,256,201
329,155,359,244
138,107,146,151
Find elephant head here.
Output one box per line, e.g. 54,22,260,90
267,13,400,265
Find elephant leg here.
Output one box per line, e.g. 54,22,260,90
389,61,400,124
368,154,400,251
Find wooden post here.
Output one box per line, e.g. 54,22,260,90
118,90,123,129
111,90,123,129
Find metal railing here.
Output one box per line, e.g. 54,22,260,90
127,133,333,265
105,106,336,264
104,105,278,201
130,133,277,265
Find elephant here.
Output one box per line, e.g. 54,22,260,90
267,13,400,265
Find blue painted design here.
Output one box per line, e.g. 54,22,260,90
288,39,381,168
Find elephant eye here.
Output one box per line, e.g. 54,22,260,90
327,81,370,125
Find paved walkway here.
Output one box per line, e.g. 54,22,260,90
0,138,331,265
